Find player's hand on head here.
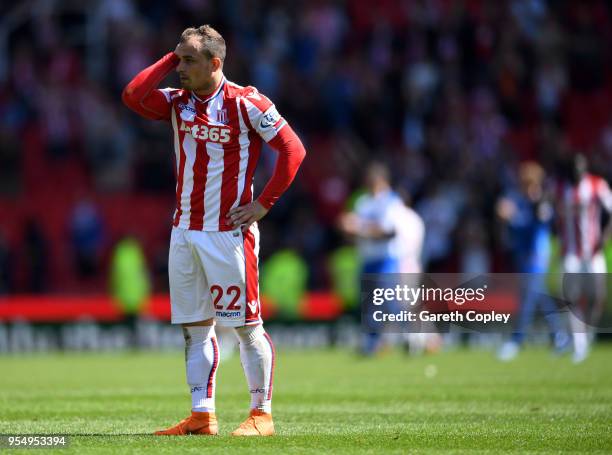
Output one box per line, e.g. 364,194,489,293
228,201,269,233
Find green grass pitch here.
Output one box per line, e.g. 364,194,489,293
1,346,611,453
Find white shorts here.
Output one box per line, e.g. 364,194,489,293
168,224,262,327
561,252,607,306
562,253,607,274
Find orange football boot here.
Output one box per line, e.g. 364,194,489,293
231,409,275,436
154,411,218,436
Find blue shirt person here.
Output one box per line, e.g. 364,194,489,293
497,162,568,360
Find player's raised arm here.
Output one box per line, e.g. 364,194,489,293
121,52,179,121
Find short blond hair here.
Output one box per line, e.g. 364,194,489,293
180,25,226,61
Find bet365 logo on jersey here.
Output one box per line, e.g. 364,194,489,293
180,122,231,143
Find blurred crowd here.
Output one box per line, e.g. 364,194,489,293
0,0,611,294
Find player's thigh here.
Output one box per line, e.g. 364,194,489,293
562,254,584,303
590,253,607,303
562,254,581,274
168,227,213,324
590,253,607,274
191,225,262,327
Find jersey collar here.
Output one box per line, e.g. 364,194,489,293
192,76,226,105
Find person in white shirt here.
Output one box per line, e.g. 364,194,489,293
339,163,421,354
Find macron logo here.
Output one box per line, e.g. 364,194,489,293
178,103,196,113
247,300,258,315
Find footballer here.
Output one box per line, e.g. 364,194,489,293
122,25,306,436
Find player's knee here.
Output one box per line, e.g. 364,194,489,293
234,324,265,345
182,318,214,327
182,324,215,347
182,327,193,347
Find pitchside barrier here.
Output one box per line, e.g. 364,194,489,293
1,273,611,352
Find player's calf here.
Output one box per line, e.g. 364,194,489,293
234,324,275,413
155,325,220,436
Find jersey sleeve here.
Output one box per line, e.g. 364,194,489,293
241,87,287,142
256,124,306,209
597,178,612,213
122,52,179,121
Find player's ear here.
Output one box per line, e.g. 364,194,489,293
211,57,222,72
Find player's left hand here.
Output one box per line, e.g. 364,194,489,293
337,212,360,235
228,201,269,232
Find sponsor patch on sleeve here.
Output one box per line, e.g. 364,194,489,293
260,106,281,129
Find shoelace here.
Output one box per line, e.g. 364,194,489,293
237,416,257,430
158,419,188,435
180,416,212,434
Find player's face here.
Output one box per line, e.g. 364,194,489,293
574,155,587,180
175,38,218,93
364,167,389,194
521,179,541,200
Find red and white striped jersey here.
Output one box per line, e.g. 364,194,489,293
122,53,305,230
557,174,612,259
157,78,287,231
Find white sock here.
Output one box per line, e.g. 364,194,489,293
234,324,275,414
573,331,589,356
569,312,589,356
183,325,219,413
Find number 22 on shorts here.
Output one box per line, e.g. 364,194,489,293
210,285,241,310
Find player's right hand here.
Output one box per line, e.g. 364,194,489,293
227,201,269,233
496,198,516,221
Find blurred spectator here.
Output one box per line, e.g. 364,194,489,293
416,182,465,272
110,236,150,317
566,2,607,93
80,84,134,191
0,231,13,294
0,126,21,194
22,219,48,293
496,162,567,361
328,246,360,311
535,59,567,120
338,162,407,354
0,0,610,295
458,216,491,276
260,249,308,319
69,199,106,279
396,199,425,274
